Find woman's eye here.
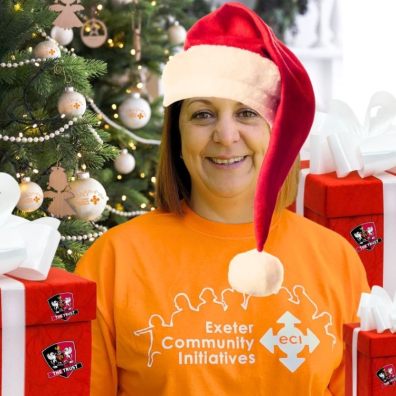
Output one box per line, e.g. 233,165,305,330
238,109,258,118
191,111,213,120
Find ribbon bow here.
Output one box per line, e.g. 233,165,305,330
308,91,396,178
0,173,60,280
357,286,396,333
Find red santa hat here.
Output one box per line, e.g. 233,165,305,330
162,3,315,296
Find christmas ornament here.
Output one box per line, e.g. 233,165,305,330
33,40,61,59
167,21,187,46
49,0,84,29
80,18,108,48
50,26,74,46
119,93,151,129
132,12,142,61
114,149,136,174
57,87,86,118
68,172,107,220
44,166,76,218
17,177,44,212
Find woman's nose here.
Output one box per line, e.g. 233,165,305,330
212,116,240,146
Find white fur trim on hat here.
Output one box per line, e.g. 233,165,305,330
162,45,281,126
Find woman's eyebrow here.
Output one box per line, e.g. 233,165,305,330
186,99,213,107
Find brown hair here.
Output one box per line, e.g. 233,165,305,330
155,102,300,215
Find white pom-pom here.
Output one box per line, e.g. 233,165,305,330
228,249,284,296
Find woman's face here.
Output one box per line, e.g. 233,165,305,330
178,97,270,205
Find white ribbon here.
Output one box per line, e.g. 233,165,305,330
0,275,25,396
375,173,396,297
308,91,396,178
0,173,60,280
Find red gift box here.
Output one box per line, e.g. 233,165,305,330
344,323,396,395
0,268,96,396
302,171,385,288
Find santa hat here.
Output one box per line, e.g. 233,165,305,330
162,3,315,296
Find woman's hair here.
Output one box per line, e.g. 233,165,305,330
155,101,300,215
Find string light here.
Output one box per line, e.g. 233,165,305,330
130,49,136,56
140,172,145,178
121,195,127,201
117,175,122,180
140,203,147,209
111,104,117,110
151,176,156,183
13,3,22,12
113,113,119,119
97,4,103,10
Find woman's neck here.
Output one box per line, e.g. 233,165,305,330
189,193,254,224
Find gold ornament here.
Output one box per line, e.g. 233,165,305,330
80,18,108,48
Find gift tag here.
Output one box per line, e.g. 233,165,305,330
0,173,20,227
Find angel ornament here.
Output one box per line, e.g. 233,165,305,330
49,0,84,29
44,166,76,218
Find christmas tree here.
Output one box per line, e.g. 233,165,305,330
57,0,211,228
255,0,308,40
0,0,118,271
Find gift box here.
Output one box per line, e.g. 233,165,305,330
0,268,96,396
301,170,389,289
344,323,396,395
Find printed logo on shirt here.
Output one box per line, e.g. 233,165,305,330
351,222,382,252
42,341,83,379
259,311,320,372
377,364,396,386
134,285,335,372
48,292,79,321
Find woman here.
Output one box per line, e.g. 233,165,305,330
75,3,369,395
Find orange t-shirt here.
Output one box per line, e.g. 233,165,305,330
75,204,369,396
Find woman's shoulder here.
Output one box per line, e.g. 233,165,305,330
101,208,184,241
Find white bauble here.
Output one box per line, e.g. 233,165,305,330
57,87,87,118
51,26,74,46
17,177,44,212
33,40,61,59
114,149,136,174
119,93,151,129
167,22,187,45
68,172,107,221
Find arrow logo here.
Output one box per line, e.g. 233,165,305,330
259,311,320,372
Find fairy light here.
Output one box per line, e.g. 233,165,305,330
151,176,156,183
151,1,156,5
126,89,132,94
67,249,73,255
70,176,76,181
32,32,37,38
113,113,119,119
117,175,122,180
121,195,127,201
130,49,136,56
81,164,87,170
128,142,136,150
164,49,170,55
14,3,22,12
138,65,142,70
136,82,143,89
77,152,82,158
140,203,147,209
97,4,103,10
28,47,33,53
140,172,145,178
111,104,117,110
104,124,110,130
118,43,124,49
33,169,39,174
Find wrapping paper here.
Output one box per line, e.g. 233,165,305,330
0,268,96,396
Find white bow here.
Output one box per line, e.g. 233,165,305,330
357,286,396,333
0,173,60,280
308,91,396,178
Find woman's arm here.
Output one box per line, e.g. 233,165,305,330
75,234,118,396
